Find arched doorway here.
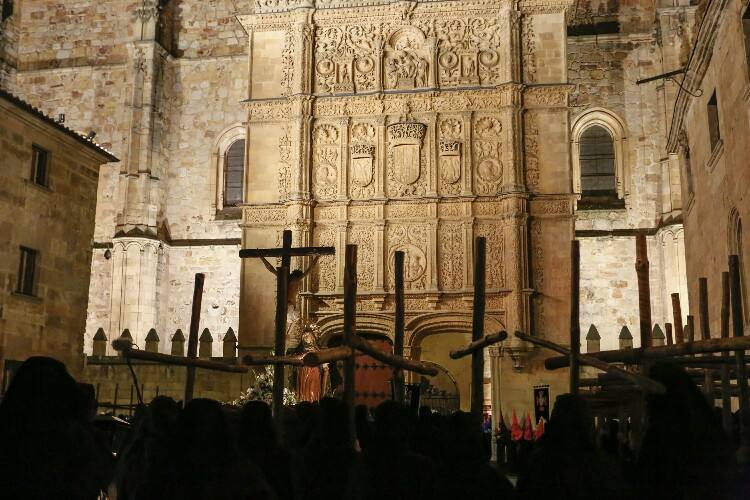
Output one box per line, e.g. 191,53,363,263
327,333,394,408
417,361,460,415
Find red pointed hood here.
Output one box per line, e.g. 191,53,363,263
523,413,534,441
534,417,546,440
510,410,523,441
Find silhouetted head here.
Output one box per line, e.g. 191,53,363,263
0,357,79,433
646,362,715,426
314,397,350,447
443,411,485,463
240,400,276,452
373,401,413,448
172,399,235,464
149,396,180,435
545,394,594,450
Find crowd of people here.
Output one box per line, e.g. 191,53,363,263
0,356,748,499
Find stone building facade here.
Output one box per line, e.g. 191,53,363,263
0,0,702,413
668,0,750,336
0,90,117,385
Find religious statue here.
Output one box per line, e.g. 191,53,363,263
295,321,324,402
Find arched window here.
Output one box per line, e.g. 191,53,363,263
224,139,245,207
579,125,616,198
571,108,628,209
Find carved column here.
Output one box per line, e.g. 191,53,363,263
498,6,522,84
505,200,530,345
337,117,350,200
461,111,473,196
335,221,348,293
426,113,438,197
288,95,314,200
374,221,386,292
375,115,387,199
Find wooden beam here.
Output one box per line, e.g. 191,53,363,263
515,332,665,394
449,331,508,360
241,354,304,366
348,336,438,376
301,346,355,366
721,271,732,434
571,240,581,394
665,323,674,346
239,246,336,259
698,277,716,403
544,335,750,369
343,244,357,449
271,265,289,419
393,250,405,403
730,255,749,449
112,339,247,373
471,237,487,416
184,273,205,403
671,293,684,343
635,234,652,349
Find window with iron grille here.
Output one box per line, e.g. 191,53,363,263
16,247,38,297
224,139,245,207
31,145,49,187
579,125,617,198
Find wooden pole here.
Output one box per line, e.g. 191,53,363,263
184,273,205,404
671,293,684,343
343,244,358,449
113,383,119,415
570,240,581,394
242,354,304,366
635,234,652,349
450,331,508,359
720,271,732,434
515,332,665,394
665,323,674,346
272,265,289,419
471,237,487,416
685,315,695,343
544,335,750,369
730,255,749,449
698,278,715,403
112,340,248,372
302,346,355,366
393,250,405,404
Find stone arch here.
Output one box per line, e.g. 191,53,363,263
211,123,246,213
571,107,629,201
316,312,393,347
407,312,504,349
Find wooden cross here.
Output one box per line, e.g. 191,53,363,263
239,229,335,418
447,237,509,419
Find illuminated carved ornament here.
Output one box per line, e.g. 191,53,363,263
388,120,426,187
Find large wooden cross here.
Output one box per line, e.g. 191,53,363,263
239,229,335,418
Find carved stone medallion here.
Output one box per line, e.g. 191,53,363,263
389,244,427,283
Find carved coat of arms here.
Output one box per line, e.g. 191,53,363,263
350,143,375,187
439,140,461,184
388,121,426,186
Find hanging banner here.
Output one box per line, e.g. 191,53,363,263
533,385,550,423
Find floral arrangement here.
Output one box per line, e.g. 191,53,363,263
230,364,297,407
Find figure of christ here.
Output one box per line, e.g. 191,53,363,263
260,255,326,401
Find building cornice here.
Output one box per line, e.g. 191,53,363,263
666,0,729,153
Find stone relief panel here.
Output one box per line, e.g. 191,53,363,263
387,224,428,291
384,26,432,90
524,111,540,191
475,223,505,288
312,123,340,199
472,115,504,195
278,125,292,201
521,14,537,84
529,219,545,335
434,17,503,87
314,24,380,94
312,224,337,292
349,225,375,290
438,222,464,290
438,116,463,195
349,122,377,199
387,120,427,197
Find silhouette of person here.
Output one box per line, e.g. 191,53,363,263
0,356,114,499
635,362,739,500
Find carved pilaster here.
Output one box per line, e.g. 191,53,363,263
374,221,386,292
288,95,314,200
461,111,473,196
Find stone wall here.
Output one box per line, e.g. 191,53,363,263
0,93,114,381
672,0,750,336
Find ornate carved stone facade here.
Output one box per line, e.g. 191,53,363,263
238,0,576,413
